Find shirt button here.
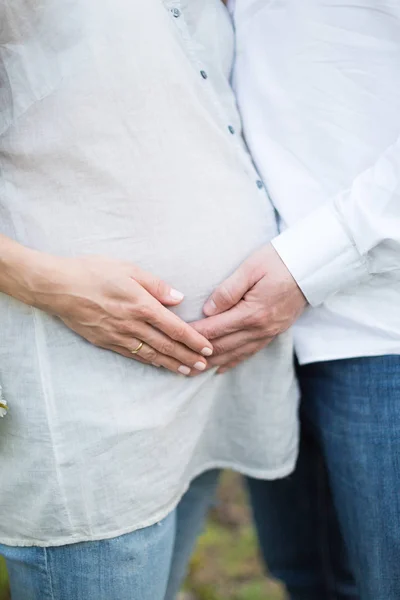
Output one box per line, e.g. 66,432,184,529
171,8,181,17
228,125,235,135
200,70,208,79
256,180,264,189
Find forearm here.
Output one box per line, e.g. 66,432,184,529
0,234,49,307
273,135,400,306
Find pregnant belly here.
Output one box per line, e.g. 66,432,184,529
80,194,276,322
83,206,275,323
4,180,276,325
3,122,277,325
144,228,272,323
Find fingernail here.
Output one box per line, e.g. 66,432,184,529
194,361,206,371
152,363,160,368
201,347,213,357
204,299,217,315
178,365,191,375
170,288,184,301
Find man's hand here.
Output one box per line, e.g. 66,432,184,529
192,244,307,373
0,237,213,375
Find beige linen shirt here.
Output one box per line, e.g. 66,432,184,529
0,0,298,547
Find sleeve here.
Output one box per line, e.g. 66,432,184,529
272,135,400,306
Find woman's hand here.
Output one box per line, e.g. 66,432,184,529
8,248,213,375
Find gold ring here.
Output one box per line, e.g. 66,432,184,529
131,341,144,355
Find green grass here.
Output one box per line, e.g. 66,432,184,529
184,472,286,600
0,556,9,600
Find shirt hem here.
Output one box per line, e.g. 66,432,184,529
0,457,297,548
297,346,400,365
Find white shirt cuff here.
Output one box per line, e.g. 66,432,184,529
271,202,370,306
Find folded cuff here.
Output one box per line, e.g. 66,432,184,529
272,202,370,306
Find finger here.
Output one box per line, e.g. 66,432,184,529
203,260,256,316
218,361,241,374
146,301,213,357
107,344,193,376
184,336,271,376
208,340,270,369
216,339,273,373
130,269,185,307
128,338,159,362
191,304,248,340
203,247,267,316
110,347,156,367
208,330,261,356
120,336,200,374
130,326,207,372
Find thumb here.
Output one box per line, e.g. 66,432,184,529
131,270,185,306
203,262,253,316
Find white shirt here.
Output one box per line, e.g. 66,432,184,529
231,0,400,364
0,0,298,546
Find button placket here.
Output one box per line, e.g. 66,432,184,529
166,1,266,193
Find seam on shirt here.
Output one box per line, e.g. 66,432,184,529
0,171,21,241
0,65,61,140
31,308,77,535
1,181,80,536
0,175,22,420
1,177,79,536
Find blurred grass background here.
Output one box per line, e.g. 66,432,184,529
182,472,285,600
0,473,285,600
0,556,9,600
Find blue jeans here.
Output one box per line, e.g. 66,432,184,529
0,469,220,600
247,356,400,600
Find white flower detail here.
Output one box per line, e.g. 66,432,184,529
0,385,8,418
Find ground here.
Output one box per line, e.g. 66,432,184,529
0,473,286,600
